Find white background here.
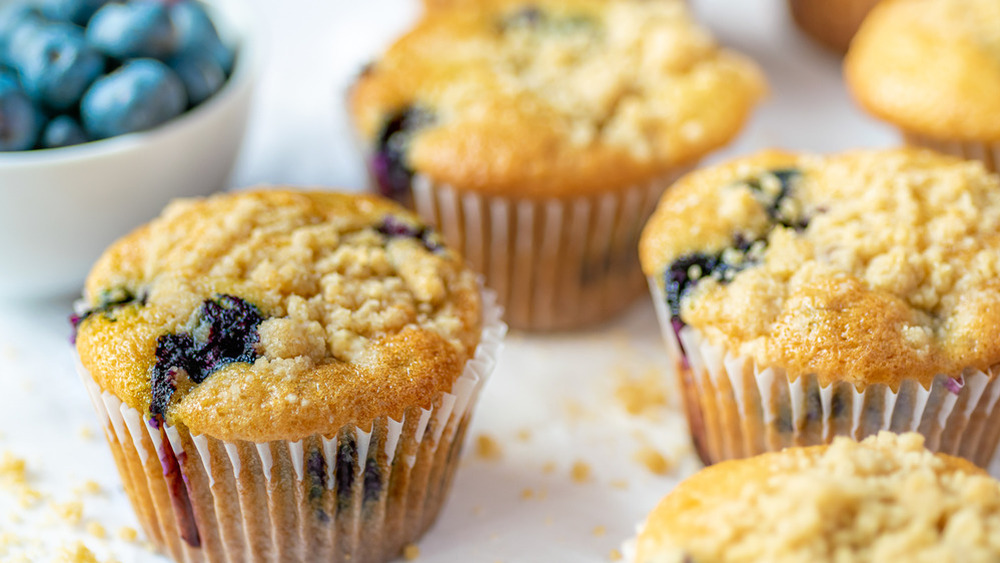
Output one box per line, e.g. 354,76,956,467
0,0,898,561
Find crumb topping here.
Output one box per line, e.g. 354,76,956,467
640,149,1000,387
635,432,1000,563
350,0,765,196
75,190,482,441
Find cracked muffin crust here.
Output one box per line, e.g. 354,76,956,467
350,0,765,200
633,432,1000,563
75,190,482,442
845,0,1000,142
640,148,1000,389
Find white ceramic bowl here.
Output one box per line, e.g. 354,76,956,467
0,0,258,299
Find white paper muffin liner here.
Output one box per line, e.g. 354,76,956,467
903,133,1000,173
77,288,506,563
648,277,1000,467
410,168,694,331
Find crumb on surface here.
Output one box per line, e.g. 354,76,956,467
57,542,98,563
116,527,138,542
614,368,669,418
520,488,535,500
86,521,106,539
77,426,94,441
634,447,674,476
542,461,556,474
609,548,623,561
53,501,84,525
474,434,502,461
515,428,532,442
610,479,629,490
571,461,592,483
74,481,102,497
592,525,607,537
402,544,420,560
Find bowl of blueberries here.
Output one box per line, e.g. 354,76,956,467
0,0,256,298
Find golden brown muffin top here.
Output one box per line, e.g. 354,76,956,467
845,0,1000,140
350,0,765,198
634,432,1000,563
75,190,482,442
639,149,1000,389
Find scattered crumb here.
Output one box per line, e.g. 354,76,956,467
57,542,98,563
8,511,22,523
86,521,106,539
609,548,623,561
520,488,535,500
614,368,669,418
474,434,502,461
0,451,27,484
592,525,607,537
74,481,102,496
610,479,629,490
542,461,556,474
117,527,138,542
472,505,483,516
571,461,592,483
402,544,420,560
77,426,95,441
564,399,590,422
634,447,674,476
515,428,532,442
53,501,84,525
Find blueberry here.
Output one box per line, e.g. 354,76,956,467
11,23,105,111
41,114,87,148
371,106,433,203
500,5,543,29
664,235,766,325
168,52,224,106
86,1,177,60
149,295,264,421
0,3,45,64
81,58,187,139
335,435,357,507
362,458,381,503
0,71,42,151
377,215,442,253
69,286,146,342
743,168,808,230
40,0,112,26
170,1,233,73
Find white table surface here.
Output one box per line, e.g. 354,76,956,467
0,0,903,561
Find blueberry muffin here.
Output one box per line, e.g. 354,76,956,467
788,0,880,53
845,0,1000,171
639,148,1000,466
73,190,505,563
350,0,765,330
630,432,1000,563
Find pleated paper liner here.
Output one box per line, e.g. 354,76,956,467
412,167,694,331
78,288,506,563
648,278,1000,468
903,133,1000,174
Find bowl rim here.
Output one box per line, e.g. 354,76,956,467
0,0,260,169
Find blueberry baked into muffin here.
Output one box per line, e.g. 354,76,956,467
639,148,1000,466
629,432,1000,563
350,0,765,330
846,0,1000,171
73,190,505,563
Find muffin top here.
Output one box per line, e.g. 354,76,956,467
639,149,1000,388
350,0,765,198
633,432,1000,563
845,0,1000,140
74,190,482,442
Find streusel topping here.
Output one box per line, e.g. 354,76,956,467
640,149,1000,387
351,0,765,197
76,190,481,441
635,432,1000,563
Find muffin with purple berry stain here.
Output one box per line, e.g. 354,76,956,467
638,148,1000,467
73,190,505,563
349,0,765,330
